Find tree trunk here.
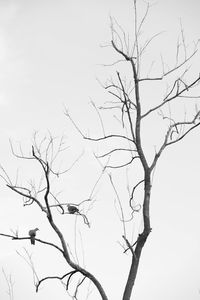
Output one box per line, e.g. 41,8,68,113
123,172,151,300
122,229,150,300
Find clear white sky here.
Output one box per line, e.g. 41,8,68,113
0,0,200,299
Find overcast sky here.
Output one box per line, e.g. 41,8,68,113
0,1,200,300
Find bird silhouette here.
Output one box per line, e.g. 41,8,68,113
28,228,39,245
67,205,79,214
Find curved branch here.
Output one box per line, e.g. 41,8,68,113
139,49,198,83
129,179,144,208
0,233,64,253
74,276,87,299
142,75,200,118
84,134,135,144
36,271,77,292
150,112,200,170
96,148,137,158
7,185,46,213
106,156,139,169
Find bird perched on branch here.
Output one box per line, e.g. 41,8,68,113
29,228,39,245
67,205,79,214
67,205,90,227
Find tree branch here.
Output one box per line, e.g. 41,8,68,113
142,75,200,118
36,271,78,292
150,111,200,170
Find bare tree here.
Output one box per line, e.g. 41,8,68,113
0,1,200,300
65,1,200,298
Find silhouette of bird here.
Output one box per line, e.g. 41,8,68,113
67,205,79,214
28,228,39,245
